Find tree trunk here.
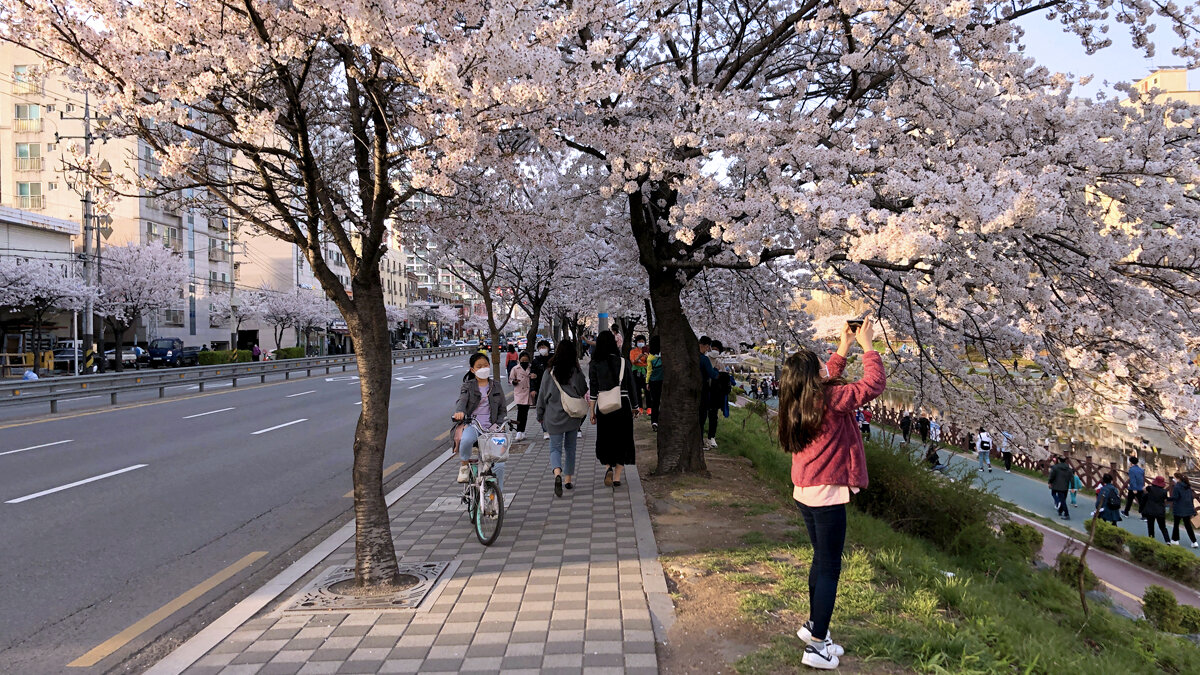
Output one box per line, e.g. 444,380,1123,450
525,299,543,356
106,319,128,373
274,325,284,351
481,292,503,375
345,278,400,587
649,275,706,473
644,298,656,336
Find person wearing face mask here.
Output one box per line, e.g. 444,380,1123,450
508,351,533,441
453,353,509,490
529,340,553,439
630,335,649,411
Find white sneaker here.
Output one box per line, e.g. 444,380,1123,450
515,432,525,441
1193,542,1199,549
456,464,470,483
801,643,839,670
543,432,550,440
577,431,583,438
1172,540,1180,546
797,622,844,657
710,438,718,448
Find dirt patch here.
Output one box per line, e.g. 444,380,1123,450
635,419,899,674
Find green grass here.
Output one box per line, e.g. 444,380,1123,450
712,408,1200,674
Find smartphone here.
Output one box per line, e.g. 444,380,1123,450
847,320,864,332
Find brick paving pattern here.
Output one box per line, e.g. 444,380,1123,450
182,428,660,675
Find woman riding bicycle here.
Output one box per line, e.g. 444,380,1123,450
454,353,509,492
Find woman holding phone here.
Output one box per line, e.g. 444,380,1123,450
778,318,886,670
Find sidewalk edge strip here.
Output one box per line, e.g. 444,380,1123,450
144,451,452,675
626,464,676,645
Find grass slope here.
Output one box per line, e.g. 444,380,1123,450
709,408,1200,674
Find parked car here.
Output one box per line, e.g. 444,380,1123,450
53,347,81,372
105,348,140,369
147,338,201,367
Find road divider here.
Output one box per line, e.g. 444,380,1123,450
285,390,315,398
0,439,73,457
67,551,268,668
6,464,147,504
343,461,406,498
251,419,307,435
182,408,234,419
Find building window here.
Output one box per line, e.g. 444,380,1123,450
12,65,40,94
14,103,42,132
16,181,43,209
46,142,55,151
15,142,43,171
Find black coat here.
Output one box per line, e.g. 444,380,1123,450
1143,485,1168,518
1048,462,1074,492
1170,482,1197,517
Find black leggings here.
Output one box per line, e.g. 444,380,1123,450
706,406,720,439
1148,515,1170,541
516,404,529,433
1002,452,1013,471
648,381,662,424
1173,516,1197,544
1124,490,1144,515
795,501,846,642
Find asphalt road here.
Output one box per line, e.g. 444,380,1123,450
0,353,478,674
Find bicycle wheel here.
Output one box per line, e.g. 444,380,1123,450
463,482,477,523
474,479,504,546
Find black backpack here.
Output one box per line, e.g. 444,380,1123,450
979,437,992,452
1104,487,1121,510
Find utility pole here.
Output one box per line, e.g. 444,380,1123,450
59,92,102,371
228,218,238,350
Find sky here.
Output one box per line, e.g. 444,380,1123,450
1016,14,1193,98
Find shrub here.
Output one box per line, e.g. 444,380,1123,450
1000,522,1044,560
1143,585,1182,633
1085,519,1129,553
855,441,998,549
1181,605,1200,634
1128,536,1200,584
272,347,305,360
197,350,252,366
1054,552,1100,591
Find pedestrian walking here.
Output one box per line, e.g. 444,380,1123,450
918,414,930,443
1144,476,1171,541
1069,473,1082,507
589,331,640,488
536,339,588,497
646,335,663,431
505,344,519,375
780,319,885,671
530,340,553,439
630,335,649,408
508,351,533,441
1168,473,1198,547
705,340,733,448
928,416,941,443
1124,456,1146,518
1000,431,1014,473
900,412,912,443
1048,455,1073,520
975,428,994,473
252,344,261,361
1094,474,1123,524
698,336,720,449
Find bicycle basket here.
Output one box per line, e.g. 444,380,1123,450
480,431,511,463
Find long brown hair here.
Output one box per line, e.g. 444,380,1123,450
778,349,841,453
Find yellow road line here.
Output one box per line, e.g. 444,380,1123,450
343,461,406,498
1103,580,1143,604
434,428,451,442
68,551,267,668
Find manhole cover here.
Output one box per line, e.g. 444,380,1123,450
283,562,450,612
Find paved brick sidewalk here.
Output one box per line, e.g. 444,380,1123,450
177,428,665,675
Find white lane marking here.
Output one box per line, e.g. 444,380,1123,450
285,390,315,398
408,384,425,389
442,374,456,379
394,375,427,381
0,439,74,458
6,464,147,504
354,401,362,405
400,365,413,369
251,419,307,435
183,407,235,419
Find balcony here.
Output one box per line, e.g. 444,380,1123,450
208,217,230,232
11,78,41,95
209,279,233,293
162,310,185,327
14,118,42,132
209,247,229,263
15,157,43,171
15,195,44,210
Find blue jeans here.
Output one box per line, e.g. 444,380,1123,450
549,431,577,476
458,424,505,493
795,501,847,641
977,450,991,470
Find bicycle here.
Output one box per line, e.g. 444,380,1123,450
451,417,507,546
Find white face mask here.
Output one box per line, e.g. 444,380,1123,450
539,348,549,356
475,366,491,380
636,342,645,348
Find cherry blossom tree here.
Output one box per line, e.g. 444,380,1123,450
538,0,1200,472
94,244,189,371
210,292,261,348
246,288,302,352
1,0,582,587
0,258,94,373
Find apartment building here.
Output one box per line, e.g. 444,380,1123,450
0,43,232,348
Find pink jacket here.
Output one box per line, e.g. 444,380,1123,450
509,364,533,405
790,351,886,489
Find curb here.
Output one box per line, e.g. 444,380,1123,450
627,464,677,645
145,451,452,675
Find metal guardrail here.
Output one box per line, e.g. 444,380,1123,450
0,347,469,414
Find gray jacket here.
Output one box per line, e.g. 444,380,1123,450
455,374,508,427
536,367,588,435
